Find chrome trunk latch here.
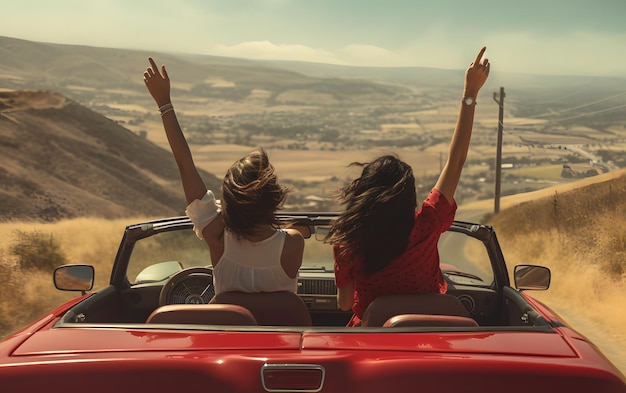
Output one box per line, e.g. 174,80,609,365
261,363,325,392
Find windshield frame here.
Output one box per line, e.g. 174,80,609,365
112,214,507,291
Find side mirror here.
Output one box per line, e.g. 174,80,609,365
54,264,94,293
514,264,551,290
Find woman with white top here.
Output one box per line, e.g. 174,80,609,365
143,57,304,295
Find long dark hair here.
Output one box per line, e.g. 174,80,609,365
221,147,290,237
326,155,417,274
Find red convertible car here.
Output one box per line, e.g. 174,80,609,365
1,213,625,392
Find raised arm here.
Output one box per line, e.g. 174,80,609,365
434,47,490,202
143,57,207,204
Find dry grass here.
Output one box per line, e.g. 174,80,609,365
486,171,626,373
0,217,150,336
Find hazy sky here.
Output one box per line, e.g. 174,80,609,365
1,0,625,76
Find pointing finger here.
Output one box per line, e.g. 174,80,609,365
148,57,159,75
474,46,486,66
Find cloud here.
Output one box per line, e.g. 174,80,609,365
338,45,407,67
209,40,465,69
211,41,345,64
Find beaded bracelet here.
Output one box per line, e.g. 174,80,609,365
158,103,174,116
160,107,174,117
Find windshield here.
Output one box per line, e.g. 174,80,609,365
126,224,493,286
439,230,494,286
127,229,211,284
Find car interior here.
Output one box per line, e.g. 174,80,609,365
52,217,553,332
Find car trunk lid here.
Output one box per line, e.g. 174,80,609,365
11,327,303,355
301,330,577,357
12,327,575,358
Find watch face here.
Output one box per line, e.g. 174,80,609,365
463,97,475,105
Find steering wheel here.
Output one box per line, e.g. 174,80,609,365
158,267,215,306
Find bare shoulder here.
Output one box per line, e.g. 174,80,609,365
284,228,305,244
280,228,304,278
283,228,304,255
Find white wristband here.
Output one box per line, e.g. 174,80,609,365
160,107,174,117
158,103,173,113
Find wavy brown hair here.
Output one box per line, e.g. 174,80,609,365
220,147,290,237
326,155,417,275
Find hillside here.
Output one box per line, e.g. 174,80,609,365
4,35,623,95
0,90,221,221
483,168,626,371
486,168,626,276
0,35,411,104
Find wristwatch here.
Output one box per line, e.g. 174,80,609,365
462,96,476,106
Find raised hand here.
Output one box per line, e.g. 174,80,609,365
143,57,171,107
434,46,491,202
464,46,490,99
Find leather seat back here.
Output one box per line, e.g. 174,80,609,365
211,291,312,326
361,293,470,327
146,304,258,326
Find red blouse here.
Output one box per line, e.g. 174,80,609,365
334,188,457,327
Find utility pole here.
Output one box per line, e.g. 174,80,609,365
493,87,505,214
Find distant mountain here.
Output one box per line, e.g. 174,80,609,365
2,35,625,115
0,90,221,221
0,36,411,100
257,59,465,88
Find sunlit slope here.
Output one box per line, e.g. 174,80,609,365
0,90,221,221
487,168,626,277
485,168,626,373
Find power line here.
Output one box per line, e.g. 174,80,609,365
509,102,626,127
532,92,626,118
546,103,626,122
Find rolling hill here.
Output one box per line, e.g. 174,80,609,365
0,35,411,104
482,168,626,372
0,90,221,221
3,35,624,109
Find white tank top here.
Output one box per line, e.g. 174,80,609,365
213,229,298,294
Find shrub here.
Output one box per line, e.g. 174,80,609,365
0,253,26,336
605,254,626,277
9,230,67,272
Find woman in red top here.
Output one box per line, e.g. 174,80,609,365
327,47,490,326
